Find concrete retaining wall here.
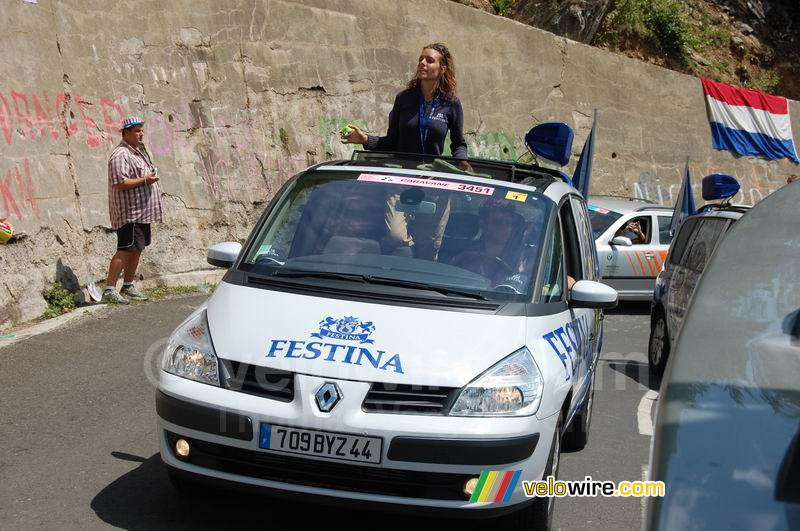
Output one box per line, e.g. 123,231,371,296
1,0,797,327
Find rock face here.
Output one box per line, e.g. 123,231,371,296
509,0,612,43
461,0,800,99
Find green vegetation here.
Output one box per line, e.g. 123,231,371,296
598,0,699,65
456,0,794,98
144,285,202,301
645,2,697,61
749,70,781,94
42,282,76,319
494,0,515,16
279,127,289,147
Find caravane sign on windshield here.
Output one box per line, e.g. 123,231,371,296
357,173,495,196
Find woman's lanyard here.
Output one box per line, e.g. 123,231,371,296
418,93,440,153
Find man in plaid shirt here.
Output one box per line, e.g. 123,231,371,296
102,116,163,304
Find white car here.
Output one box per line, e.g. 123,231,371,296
588,196,673,301
156,147,617,528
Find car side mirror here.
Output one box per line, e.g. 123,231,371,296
207,242,242,269
610,236,633,247
570,280,618,309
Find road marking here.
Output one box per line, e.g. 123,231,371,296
641,464,649,519
637,390,659,436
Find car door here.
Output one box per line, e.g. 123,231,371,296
588,205,622,280
664,217,699,337
561,197,595,413
653,214,673,273
571,196,601,359
667,217,729,340
604,213,658,297
598,212,633,283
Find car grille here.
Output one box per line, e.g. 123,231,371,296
166,431,470,500
362,383,460,415
219,359,294,402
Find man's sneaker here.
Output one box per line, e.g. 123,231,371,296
103,289,130,305
120,285,149,301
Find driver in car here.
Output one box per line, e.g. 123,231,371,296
615,219,645,244
450,199,527,286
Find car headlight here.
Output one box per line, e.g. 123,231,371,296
161,309,220,386
450,347,543,417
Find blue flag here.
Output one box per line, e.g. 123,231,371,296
572,110,597,197
670,162,697,235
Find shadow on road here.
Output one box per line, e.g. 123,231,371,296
91,453,470,530
607,359,662,392
606,301,651,316
92,453,297,529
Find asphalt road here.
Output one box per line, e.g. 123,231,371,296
0,295,657,531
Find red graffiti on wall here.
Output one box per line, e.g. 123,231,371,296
1,159,39,221
0,89,125,148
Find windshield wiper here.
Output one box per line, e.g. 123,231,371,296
269,269,488,301
362,275,489,301
270,269,367,283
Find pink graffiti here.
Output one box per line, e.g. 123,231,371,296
99,98,126,141
0,93,12,144
75,95,103,148
1,159,39,221
0,88,126,148
32,92,60,140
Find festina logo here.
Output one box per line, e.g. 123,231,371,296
266,340,404,374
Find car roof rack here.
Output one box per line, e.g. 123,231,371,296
634,205,673,212
340,150,571,187
591,195,655,203
697,203,751,214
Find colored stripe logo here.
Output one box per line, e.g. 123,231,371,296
469,470,522,503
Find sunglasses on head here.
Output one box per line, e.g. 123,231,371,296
429,43,449,64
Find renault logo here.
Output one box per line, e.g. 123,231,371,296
315,382,342,412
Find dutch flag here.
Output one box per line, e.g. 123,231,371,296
702,78,799,163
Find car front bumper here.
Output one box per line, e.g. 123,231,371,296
157,371,557,512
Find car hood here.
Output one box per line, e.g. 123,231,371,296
205,282,527,388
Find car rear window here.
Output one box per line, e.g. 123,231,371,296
587,206,622,238
668,218,699,265
682,218,728,273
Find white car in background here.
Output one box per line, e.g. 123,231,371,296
588,196,673,301
156,137,617,529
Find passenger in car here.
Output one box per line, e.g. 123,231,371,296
450,200,525,283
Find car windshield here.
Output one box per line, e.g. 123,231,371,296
240,169,554,302
587,205,623,238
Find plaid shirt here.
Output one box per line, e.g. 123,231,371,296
108,141,163,230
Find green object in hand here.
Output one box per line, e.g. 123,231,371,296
340,125,354,136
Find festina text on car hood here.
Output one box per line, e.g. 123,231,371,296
206,282,527,388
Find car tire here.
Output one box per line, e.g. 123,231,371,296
648,311,670,377
563,377,594,451
502,414,563,530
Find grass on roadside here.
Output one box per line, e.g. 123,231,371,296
41,282,77,320
37,281,217,321
142,282,217,301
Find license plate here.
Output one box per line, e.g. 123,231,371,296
259,424,382,464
